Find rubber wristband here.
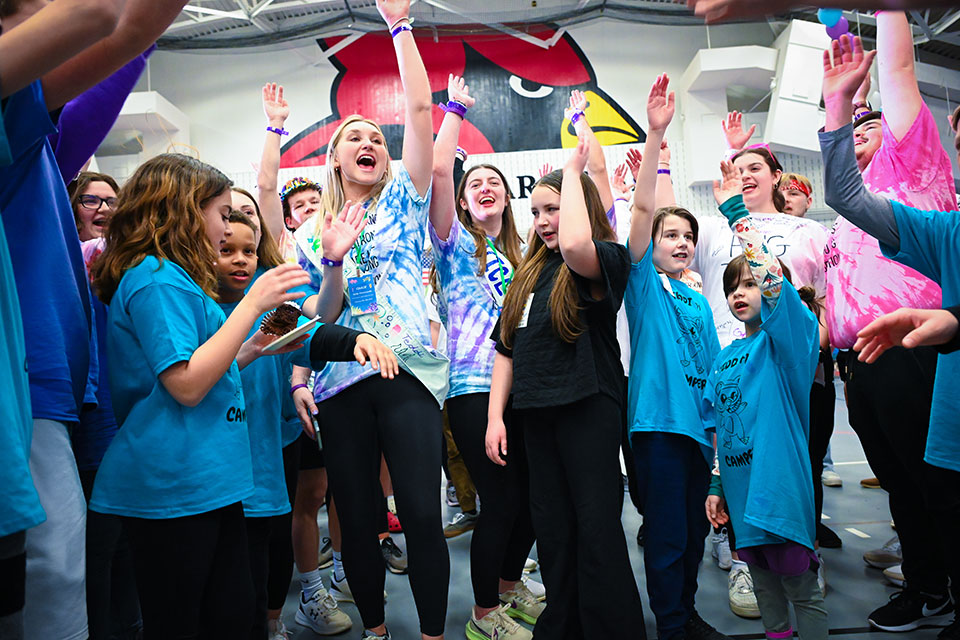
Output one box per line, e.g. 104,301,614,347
320,257,343,267
391,23,412,37
569,110,585,126
266,126,289,136
440,101,468,119
657,169,671,175
389,16,413,30
290,384,309,395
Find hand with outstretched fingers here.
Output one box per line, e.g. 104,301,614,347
321,200,367,262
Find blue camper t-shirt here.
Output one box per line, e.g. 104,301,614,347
625,242,720,448
704,281,820,550
0,104,46,536
220,274,315,517
884,200,960,473
90,256,254,518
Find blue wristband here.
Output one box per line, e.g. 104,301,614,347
391,22,412,37
320,257,343,267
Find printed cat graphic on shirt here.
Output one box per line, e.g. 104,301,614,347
674,306,706,373
715,377,749,449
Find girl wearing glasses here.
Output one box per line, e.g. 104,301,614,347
68,171,119,242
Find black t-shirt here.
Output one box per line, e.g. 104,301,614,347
493,240,630,410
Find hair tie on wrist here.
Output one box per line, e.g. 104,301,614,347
320,257,343,267
440,101,468,119
391,21,413,37
266,126,289,136
569,110,585,126
290,383,309,395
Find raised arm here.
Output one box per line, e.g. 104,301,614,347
257,83,290,242
300,202,367,321
558,132,602,280
721,111,756,152
655,140,677,209
377,0,432,196
40,0,189,111
688,0,957,25
429,74,475,241
875,11,922,141
0,0,121,98
821,35,899,249
714,160,784,305
566,90,614,212
629,73,674,262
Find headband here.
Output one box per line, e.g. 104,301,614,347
280,177,322,202
779,178,811,197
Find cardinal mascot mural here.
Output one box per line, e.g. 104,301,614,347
280,25,643,168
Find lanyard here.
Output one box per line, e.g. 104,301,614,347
485,238,512,308
352,209,371,268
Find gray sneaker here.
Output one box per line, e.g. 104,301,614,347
446,481,459,508
381,536,408,575
444,511,478,539
864,536,901,569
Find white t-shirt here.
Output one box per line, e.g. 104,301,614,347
691,213,828,348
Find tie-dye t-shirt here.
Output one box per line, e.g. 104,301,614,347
429,219,515,398
825,103,953,348
295,166,438,402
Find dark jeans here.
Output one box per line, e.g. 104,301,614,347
446,393,536,608
839,346,958,596
808,351,836,526
317,371,449,636
621,376,643,515
520,393,645,640
123,502,254,639
79,468,142,640
632,431,711,640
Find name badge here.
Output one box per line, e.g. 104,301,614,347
518,293,534,329
347,274,378,316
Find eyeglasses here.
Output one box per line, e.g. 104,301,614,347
79,194,118,210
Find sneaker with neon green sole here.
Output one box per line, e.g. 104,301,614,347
500,582,545,625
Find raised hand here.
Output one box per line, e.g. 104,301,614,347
611,163,630,199
625,148,642,182
564,89,588,122
564,130,590,175
321,200,368,262
354,333,399,379
646,73,675,134
447,73,475,109
854,67,872,106
712,159,743,206
721,111,756,151
823,35,876,110
376,0,409,27
263,83,289,126
538,163,554,179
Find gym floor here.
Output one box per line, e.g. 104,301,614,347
283,382,943,639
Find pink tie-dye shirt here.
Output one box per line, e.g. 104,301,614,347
825,103,954,348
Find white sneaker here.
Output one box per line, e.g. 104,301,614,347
500,582,545,625
821,469,843,487
268,618,291,640
465,604,532,640
883,563,905,587
330,573,387,604
523,557,538,574
294,586,353,635
728,564,761,619
521,574,545,602
361,630,391,640
711,528,733,570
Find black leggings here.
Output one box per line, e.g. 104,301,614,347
519,393,645,640
808,351,836,526
446,393,536,608
265,441,299,612
317,370,449,636
123,502,254,639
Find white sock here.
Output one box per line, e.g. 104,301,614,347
300,567,324,598
333,551,346,582
386,495,397,514
730,559,748,573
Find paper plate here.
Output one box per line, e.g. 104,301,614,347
263,316,321,353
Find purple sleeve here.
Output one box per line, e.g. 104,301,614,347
48,45,156,183
605,204,616,229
